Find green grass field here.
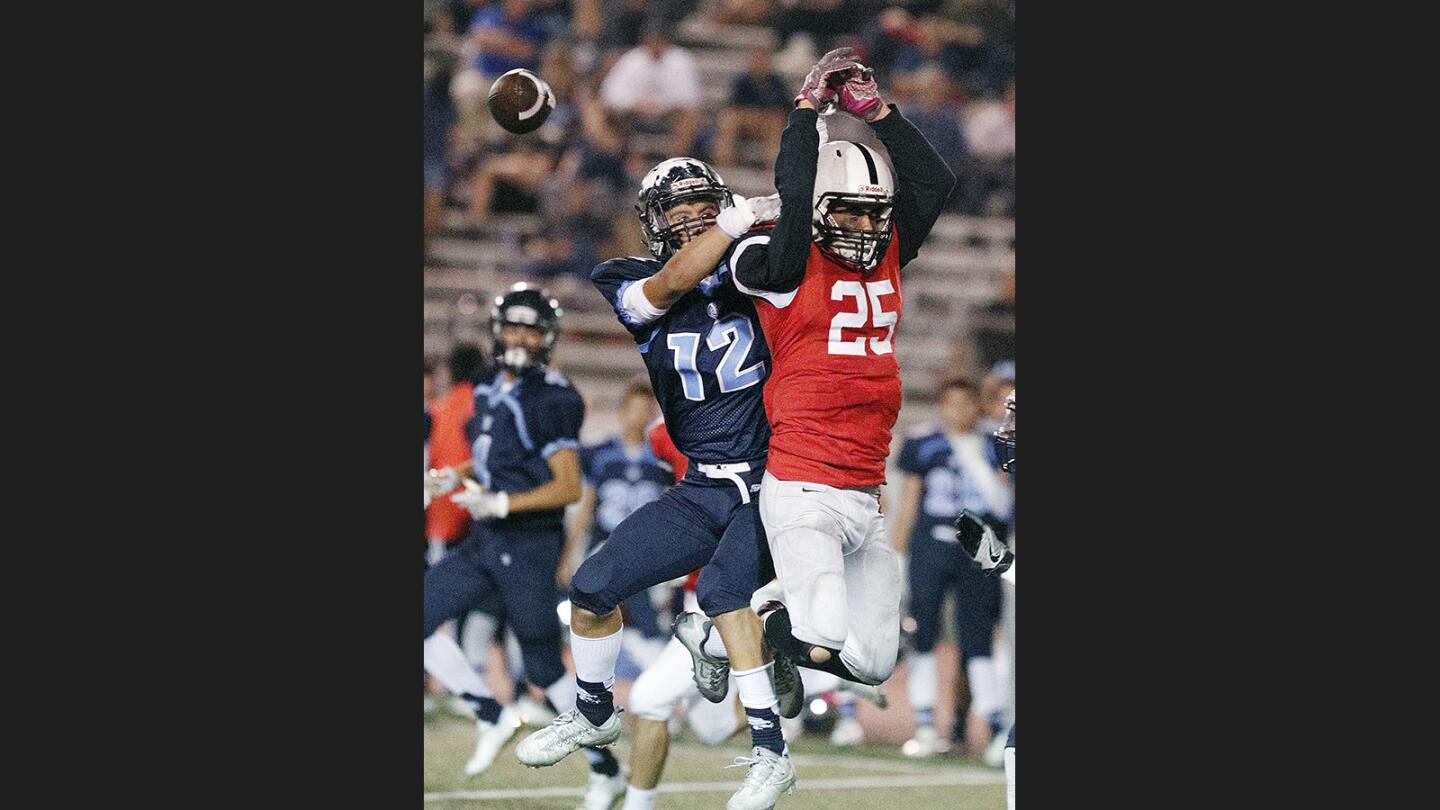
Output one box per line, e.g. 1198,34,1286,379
424,713,1005,809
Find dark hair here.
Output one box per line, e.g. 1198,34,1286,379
447,343,486,384
939,376,980,398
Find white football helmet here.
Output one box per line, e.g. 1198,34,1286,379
812,140,895,272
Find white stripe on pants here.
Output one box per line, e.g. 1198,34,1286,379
758,471,901,685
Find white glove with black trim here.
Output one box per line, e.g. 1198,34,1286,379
954,510,1014,576
450,479,510,521
425,467,461,499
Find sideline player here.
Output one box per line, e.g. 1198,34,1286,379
687,49,957,691
515,159,802,810
422,284,622,788
891,377,1013,757
955,389,1016,808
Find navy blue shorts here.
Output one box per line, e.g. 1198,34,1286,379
570,461,773,619
423,521,563,646
908,524,1003,659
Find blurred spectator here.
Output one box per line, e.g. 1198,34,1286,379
424,62,458,255
897,66,967,179
600,20,703,158
712,0,776,26
541,84,633,251
971,258,1015,369
597,0,653,54
943,0,1015,95
713,46,790,168
521,225,599,281
465,136,557,225
467,0,549,80
777,0,868,45
962,80,1014,216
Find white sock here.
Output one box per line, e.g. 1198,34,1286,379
459,610,497,670
545,674,577,714
572,628,624,688
424,634,491,698
623,786,658,810
1004,745,1016,810
967,656,1002,717
732,663,779,712
702,623,729,659
907,651,938,716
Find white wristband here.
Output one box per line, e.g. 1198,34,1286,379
493,491,510,519
716,196,756,239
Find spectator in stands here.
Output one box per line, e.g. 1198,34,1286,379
776,0,868,44
971,257,1015,369
521,225,599,281
424,57,458,256
599,20,703,158
540,84,632,251
467,0,549,80
465,135,558,226
963,80,1014,216
713,45,790,168
898,66,968,189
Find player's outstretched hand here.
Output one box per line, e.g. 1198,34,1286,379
833,65,886,122
795,47,862,111
954,510,1013,576
450,479,511,521
425,467,461,499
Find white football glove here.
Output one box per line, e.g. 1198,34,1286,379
450,479,510,521
716,194,757,239
424,467,461,499
954,510,1014,576
747,193,782,225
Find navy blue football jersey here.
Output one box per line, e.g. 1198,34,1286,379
591,257,770,464
897,428,1014,545
464,366,586,531
578,437,673,550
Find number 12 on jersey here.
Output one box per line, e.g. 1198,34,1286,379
667,316,766,402
829,279,897,356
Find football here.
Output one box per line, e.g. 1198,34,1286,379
486,68,556,135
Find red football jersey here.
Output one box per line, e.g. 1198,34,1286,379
647,418,689,483
737,234,904,487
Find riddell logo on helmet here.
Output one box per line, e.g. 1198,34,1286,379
857,184,889,194
670,178,709,191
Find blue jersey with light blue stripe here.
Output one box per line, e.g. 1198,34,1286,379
897,427,1013,545
578,436,672,550
464,367,586,531
591,257,770,464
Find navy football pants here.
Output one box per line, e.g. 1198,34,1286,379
424,521,566,688
570,465,773,619
908,527,1004,662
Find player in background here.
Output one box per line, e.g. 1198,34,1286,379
423,284,622,792
954,389,1016,808
515,158,802,810
890,377,1013,758
686,49,956,699
426,344,486,563
570,379,677,670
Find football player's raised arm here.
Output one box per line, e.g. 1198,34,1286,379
733,105,821,294
506,448,584,513
890,473,924,556
638,225,740,311
869,104,958,268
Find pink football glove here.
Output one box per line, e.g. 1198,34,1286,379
795,47,863,111
834,65,885,122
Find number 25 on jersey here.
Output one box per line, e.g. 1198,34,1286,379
829,279,897,356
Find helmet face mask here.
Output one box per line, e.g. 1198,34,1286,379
811,141,896,272
489,283,562,375
815,194,894,272
636,159,734,260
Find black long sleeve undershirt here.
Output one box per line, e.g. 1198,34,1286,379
733,105,959,294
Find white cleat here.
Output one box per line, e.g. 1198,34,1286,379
515,708,625,767
829,717,864,748
902,724,939,759
672,612,730,703
725,746,797,810
464,706,522,776
514,693,558,727
575,766,628,810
